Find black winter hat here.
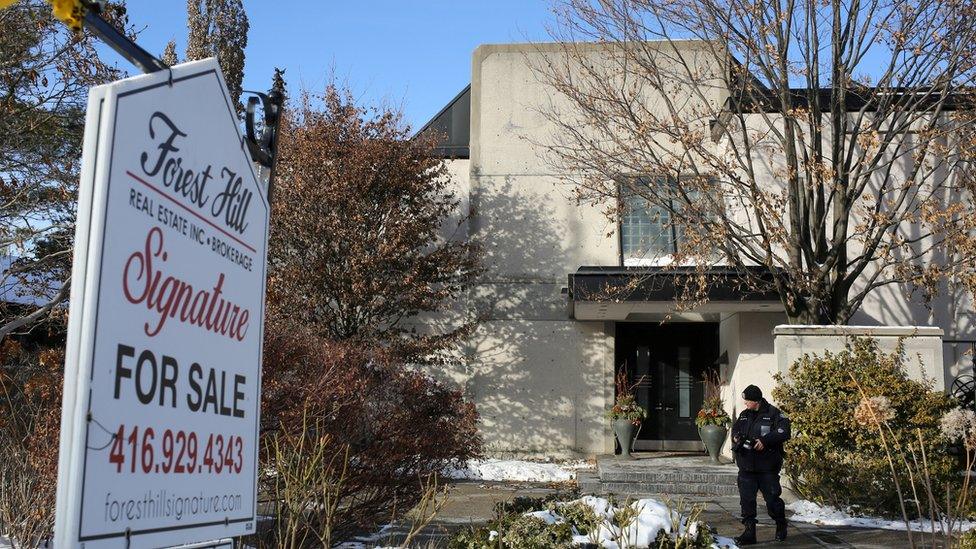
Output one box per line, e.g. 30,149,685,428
742,385,763,402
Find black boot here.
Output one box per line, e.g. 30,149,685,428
775,521,788,541
734,522,757,546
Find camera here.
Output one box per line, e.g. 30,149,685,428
733,437,756,452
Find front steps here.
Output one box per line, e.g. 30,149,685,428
578,453,739,499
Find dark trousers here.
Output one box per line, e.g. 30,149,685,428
737,471,787,525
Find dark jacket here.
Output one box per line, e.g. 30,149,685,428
731,399,791,473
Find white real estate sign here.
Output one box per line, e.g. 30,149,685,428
55,58,268,548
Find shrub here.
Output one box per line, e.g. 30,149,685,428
449,495,721,549
653,526,715,549
0,339,63,547
252,413,448,549
497,492,579,516
256,323,482,543
552,500,601,536
696,371,730,428
499,515,574,549
607,370,647,425
958,528,976,549
447,526,496,549
448,493,578,549
256,418,350,548
651,499,716,549
448,515,573,549
772,337,956,518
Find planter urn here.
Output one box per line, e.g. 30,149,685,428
613,418,636,459
699,424,728,463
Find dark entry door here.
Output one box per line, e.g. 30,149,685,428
615,322,719,450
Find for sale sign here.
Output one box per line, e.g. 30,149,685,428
54,58,268,548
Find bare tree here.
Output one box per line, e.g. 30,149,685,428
535,0,976,324
160,38,178,65
0,1,128,340
0,0,249,340
268,85,482,362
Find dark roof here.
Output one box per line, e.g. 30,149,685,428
726,55,974,113
414,85,470,159
735,86,976,113
568,265,781,303
417,64,973,152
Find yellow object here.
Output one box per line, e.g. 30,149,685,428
50,0,86,32
0,0,87,33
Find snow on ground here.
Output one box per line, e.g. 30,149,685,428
333,523,396,549
343,495,736,549
556,496,737,549
504,496,737,548
787,500,976,533
442,458,588,482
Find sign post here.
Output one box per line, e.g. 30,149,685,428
54,58,270,548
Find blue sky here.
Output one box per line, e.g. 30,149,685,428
122,1,555,131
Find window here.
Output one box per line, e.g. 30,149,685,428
619,175,713,265
620,176,678,264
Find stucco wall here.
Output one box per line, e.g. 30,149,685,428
461,44,626,456
729,110,976,382
424,41,974,457
774,325,946,390
466,320,614,457
724,313,785,406
716,312,786,455
413,155,619,457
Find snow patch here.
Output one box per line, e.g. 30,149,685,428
341,495,736,548
551,496,737,549
525,509,565,525
334,522,396,549
787,500,976,533
442,458,585,482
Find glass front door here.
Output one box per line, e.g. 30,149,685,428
615,322,719,450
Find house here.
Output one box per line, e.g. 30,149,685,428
418,42,976,458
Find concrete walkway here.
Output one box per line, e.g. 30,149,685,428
376,480,917,548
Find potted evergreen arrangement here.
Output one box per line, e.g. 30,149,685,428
696,371,731,463
606,369,647,459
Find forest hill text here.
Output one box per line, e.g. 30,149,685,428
140,111,252,235
123,227,250,341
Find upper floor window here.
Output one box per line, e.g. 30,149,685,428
620,175,706,266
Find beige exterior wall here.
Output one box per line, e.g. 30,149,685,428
461,44,622,457
774,325,946,388
460,42,793,456
467,320,614,457
716,312,786,456
727,115,976,382
425,41,972,457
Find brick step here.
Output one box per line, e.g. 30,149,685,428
578,474,739,498
599,471,738,484
584,454,742,498
595,481,739,497
578,479,603,494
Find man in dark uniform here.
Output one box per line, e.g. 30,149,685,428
731,384,791,545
